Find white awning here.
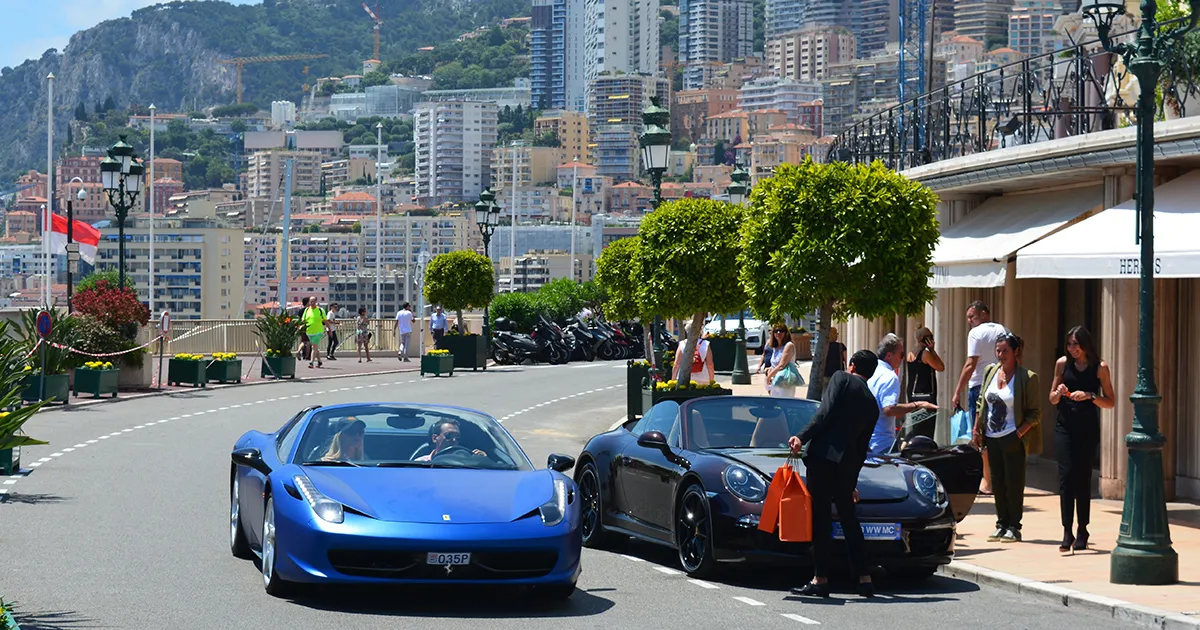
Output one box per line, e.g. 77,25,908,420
931,185,1104,288
1017,170,1200,279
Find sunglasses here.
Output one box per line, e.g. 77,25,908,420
440,431,460,440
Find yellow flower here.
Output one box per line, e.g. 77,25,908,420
0,411,9,419
23,365,31,371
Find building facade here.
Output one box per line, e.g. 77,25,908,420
412,101,500,206
583,0,661,90
535,110,591,164
246,151,323,199
532,0,569,110
587,74,672,181
672,88,741,145
955,0,1017,49
765,0,806,39
679,0,755,90
1008,0,1062,57
766,26,856,83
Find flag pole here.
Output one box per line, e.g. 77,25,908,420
149,104,156,311
45,73,54,308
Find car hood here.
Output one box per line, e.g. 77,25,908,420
302,467,554,524
708,448,910,502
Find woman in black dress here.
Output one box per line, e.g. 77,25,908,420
905,326,945,439
1048,326,1115,553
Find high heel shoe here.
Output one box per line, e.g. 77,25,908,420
1059,530,1075,554
1073,527,1089,552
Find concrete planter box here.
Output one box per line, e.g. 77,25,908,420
167,360,207,388
642,385,732,411
261,355,297,380
73,368,120,399
22,373,70,405
206,360,243,384
420,354,455,377
0,446,20,475
708,337,737,373
436,335,488,371
627,362,652,420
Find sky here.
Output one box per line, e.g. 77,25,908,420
0,0,258,69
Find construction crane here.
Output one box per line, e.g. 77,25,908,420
215,54,330,104
362,2,382,61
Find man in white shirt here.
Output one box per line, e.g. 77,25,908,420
950,301,1009,493
395,303,414,361
867,334,937,454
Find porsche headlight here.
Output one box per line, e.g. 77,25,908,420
293,474,344,524
722,464,767,502
539,477,570,526
912,468,945,505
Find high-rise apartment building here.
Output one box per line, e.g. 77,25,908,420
765,0,806,40
586,74,671,181
853,0,900,58
1008,0,1062,57
535,110,591,163
672,88,740,145
246,151,323,199
412,101,499,206
766,26,856,82
271,101,297,129
584,0,661,92
679,0,755,90
531,0,568,110
955,0,1016,49
739,77,823,122
565,0,590,112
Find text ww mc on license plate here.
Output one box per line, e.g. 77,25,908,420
832,522,902,541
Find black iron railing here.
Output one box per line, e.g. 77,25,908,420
829,19,1199,169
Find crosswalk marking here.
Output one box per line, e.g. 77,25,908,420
781,613,821,625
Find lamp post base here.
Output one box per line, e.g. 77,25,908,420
731,337,750,384
1111,428,1179,585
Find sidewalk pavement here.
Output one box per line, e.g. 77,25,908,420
718,368,1200,628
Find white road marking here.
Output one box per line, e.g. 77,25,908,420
62,448,75,452
781,613,821,625
180,414,192,418
733,597,765,607
27,462,41,467
134,425,145,429
3,480,17,485
99,435,110,439
169,416,181,420
37,458,51,463
688,579,719,589
121,429,133,433
0,489,8,494
109,432,122,437
73,444,88,448
86,440,98,444
219,407,229,411
653,567,683,576
619,554,646,563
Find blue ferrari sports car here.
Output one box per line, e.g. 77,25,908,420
229,403,582,598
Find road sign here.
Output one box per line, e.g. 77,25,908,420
35,310,52,338
160,311,171,334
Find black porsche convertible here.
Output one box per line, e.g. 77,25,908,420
574,395,983,579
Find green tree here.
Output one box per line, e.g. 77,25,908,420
636,199,746,385
74,102,89,122
230,120,248,133
738,159,940,399
534,278,585,322
489,291,539,332
423,250,495,334
102,96,117,112
594,236,642,322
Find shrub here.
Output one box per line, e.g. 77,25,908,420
73,279,150,339
255,312,305,356
16,309,78,375
72,314,145,369
489,291,539,333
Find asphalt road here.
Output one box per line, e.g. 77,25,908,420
2,362,1134,630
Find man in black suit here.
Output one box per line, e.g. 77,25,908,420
787,349,881,598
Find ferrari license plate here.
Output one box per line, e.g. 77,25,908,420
832,522,902,541
426,552,471,566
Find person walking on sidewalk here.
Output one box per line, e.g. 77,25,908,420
302,298,327,369
952,301,1009,495
788,350,882,598
823,326,847,391
764,325,800,398
675,321,715,385
430,305,448,343
868,334,938,454
972,333,1041,543
395,303,414,362
355,307,372,363
325,303,340,361
1049,326,1114,553
904,326,945,440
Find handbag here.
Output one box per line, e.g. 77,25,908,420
950,407,973,445
778,461,813,542
772,362,802,388
690,340,707,374
758,460,794,536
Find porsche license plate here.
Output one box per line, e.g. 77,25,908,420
832,522,902,541
427,552,471,565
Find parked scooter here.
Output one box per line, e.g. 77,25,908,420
491,318,540,365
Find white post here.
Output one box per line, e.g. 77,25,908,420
375,123,383,318
404,210,411,304
45,73,54,308
149,104,156,314
509,144,517,290
570,156,579,283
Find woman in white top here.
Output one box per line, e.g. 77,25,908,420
764,325,798,398
676,321,716,385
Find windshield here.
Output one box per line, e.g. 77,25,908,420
293,404,533,471
684,398,818,450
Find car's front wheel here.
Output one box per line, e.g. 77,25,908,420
230,473,252,559
261,495,292,597
577,462,621,548
677,484,717,578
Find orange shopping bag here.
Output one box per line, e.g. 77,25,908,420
757,460,794,535
778,463,813,543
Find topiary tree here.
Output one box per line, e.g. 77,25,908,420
739,158,940,399
636,198,746,385
534,278,584,322
594,236,642,322
424,250,495,334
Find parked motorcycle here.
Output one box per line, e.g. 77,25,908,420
491,318,540,365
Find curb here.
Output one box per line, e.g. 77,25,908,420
938,562,1200,629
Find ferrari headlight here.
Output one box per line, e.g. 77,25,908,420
723,464,767,502
912,468,945,505
293,474,344,524
539,478,569,526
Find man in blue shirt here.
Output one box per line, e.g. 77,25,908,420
868,333,938,454
430,305,448,342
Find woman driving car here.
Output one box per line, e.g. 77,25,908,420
414,418,487,461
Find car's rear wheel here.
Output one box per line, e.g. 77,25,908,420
677,484,717,578
230,473,252,559
577,463,621,548
261,495,292,597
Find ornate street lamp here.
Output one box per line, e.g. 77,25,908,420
641,98,672,361
100,136,145,293
726,163,752,385
66,177,86,313
1081,0,1193,585
476,187,501,341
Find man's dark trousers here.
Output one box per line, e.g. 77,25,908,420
805,456,867,579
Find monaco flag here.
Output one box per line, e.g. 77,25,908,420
48,213,100,265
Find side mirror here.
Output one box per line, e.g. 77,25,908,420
637,430,670,450
232,447,271,476
547,453,576,473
